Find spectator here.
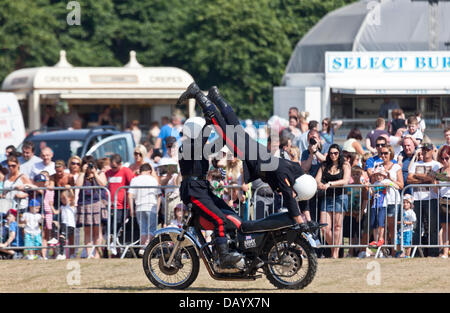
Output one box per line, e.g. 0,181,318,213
415,111,426,134
60,105,81,129
361,152,373,173
67,156,82,185
35,171,57,259
407,143,442,257
161,136,178,160
155,114,182,156
98,106,113,126
320,118,342,145
129,144,150,175
288,146,300,164
315,144,351,258
30,147,55,178
161,116,169,127
436,145,450,258
208,168,227,198
96,157,111,175
130,119,142,144
298,111,309,133
395,194,417,258
288,116,302,142
397,137,416,194
365,136,392,181
49,160,70,248
20,199,43,260
76,156,107,259
105,154,135,236
368,166,398,248
225,157,249,217
3,156,32,214
149,148,163,172
56,188,76,260
288,106,299,120
366,118,389,154
1,145,19,167
278,129,293,160
0,209,23,259
42,105,57,128
147,121,160,146
128,163,161,256
402,116,423,147
347,166,369,257
343,128,365,156
388,109,406,136
168,204,185,228
244,119,258,140
296,120,320,153
378,144,404,252
443,126,450,147
18,141,42,179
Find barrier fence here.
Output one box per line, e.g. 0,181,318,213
0,183,449,259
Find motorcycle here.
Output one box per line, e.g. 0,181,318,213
142,204,325,290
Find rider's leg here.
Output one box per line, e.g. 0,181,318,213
190,195,243,267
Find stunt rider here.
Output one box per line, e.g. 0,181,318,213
177,83,317,232
178,114,244,268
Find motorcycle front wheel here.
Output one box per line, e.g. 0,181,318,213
263,236,317,289
143,234,200,289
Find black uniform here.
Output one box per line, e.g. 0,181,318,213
205,91,305,219
178,123,241,244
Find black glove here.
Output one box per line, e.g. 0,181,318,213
298,223,310,233
307,220,319,230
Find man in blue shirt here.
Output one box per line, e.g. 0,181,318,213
155,114,182,156
365,135,396,182
397,137,415,195
0,209,23,259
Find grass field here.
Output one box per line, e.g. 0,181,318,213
1,258,449,293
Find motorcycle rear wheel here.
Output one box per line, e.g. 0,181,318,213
143,234,200,289
264,237,317,289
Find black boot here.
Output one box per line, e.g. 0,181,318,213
177,83,219,124
207,86,232,112
216,242,243,268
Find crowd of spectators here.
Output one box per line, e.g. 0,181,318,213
0,107,449,261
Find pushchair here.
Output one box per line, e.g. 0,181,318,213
110,216,141,259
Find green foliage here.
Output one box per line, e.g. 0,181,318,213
0,0,355,120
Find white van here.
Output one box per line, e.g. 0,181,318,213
0,93,26,160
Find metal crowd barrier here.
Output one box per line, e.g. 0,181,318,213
400,183,450,258
3,182,448,260
0,185,111,259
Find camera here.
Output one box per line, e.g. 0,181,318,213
88,162,95,169
309,138,317,145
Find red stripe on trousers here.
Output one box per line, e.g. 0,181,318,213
211,117,244,159
191,196,225,237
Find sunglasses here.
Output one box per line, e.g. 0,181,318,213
380,151,390,156
376,143,386,147
71,162,81,166
329,151,339,156
7,164,17,168
134,152,142,156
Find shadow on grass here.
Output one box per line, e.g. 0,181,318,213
88,286,274,292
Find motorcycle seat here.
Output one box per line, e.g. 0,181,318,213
240,212,296,233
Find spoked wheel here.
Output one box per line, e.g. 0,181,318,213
142,234,200,289
264,237,317,289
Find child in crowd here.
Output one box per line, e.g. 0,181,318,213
402,116,423,147
20,199,43,260
395,194,417,258
0,209,23,259
369,166,400,248
34,172,57,259
128,163,161,256
208,168,226,198
56,188,76,260
346,166,369,257
169,203,185,228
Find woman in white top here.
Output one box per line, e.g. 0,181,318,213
378,145,404,252
342,128,365,155
436,146,450,258
2,156,33,212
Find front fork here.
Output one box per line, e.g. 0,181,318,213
161,209,194,268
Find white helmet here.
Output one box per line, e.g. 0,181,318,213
293,174,317,201
182,116,206,139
